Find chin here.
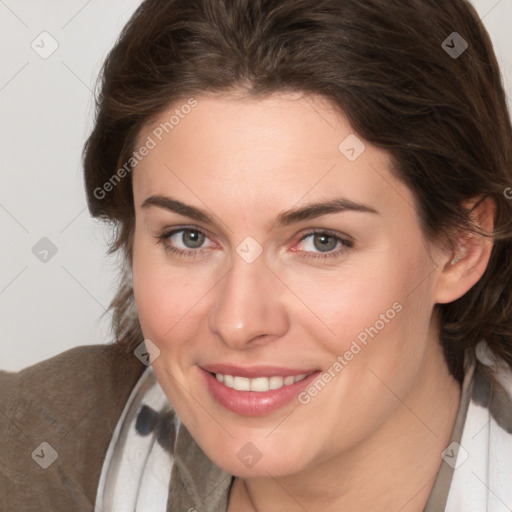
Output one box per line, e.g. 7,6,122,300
211,451,306,479
195,430,313,479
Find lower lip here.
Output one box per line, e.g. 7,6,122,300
201,368,321,417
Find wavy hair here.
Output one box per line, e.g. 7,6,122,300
83,0,512,382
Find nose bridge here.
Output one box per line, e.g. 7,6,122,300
207,252,288,348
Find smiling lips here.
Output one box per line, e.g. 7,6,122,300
200,364,320,416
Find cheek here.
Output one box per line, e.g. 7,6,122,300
289,243,434,365
281,261,401,348
132,234,190,342
133,271,200,344
132,232,221,359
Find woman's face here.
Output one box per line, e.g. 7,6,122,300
131,92,449,477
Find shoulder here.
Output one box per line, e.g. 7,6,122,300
473,341,512,432
0,344,144,431
441,342,512,511
0,343,146,511
1,343,143,403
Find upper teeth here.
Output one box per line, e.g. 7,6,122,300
215,373,308,392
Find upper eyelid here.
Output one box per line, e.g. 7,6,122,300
161,225,216,241
298,229,352,241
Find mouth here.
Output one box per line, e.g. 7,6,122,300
199,365,321,416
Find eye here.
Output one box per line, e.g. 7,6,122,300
156,227,216,258
293,230,353,260
156,227,352,261
170,228,206,249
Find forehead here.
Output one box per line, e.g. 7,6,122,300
131,92,414,226
136,92,357,168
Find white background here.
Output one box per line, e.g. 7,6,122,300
1,0,511,371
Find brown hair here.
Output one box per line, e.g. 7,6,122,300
83,0,512,382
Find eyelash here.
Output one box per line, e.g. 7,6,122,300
155,227,354,261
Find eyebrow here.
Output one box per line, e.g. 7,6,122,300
141,195,379,228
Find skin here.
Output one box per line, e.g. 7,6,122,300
130,91,494,511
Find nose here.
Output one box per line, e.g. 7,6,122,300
207,252,289,350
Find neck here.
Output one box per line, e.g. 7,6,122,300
228,338,462,512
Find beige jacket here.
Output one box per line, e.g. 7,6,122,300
0,344,145,510
0,344,232,512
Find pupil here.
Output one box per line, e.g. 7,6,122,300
314,234,337,252
183,230,204,248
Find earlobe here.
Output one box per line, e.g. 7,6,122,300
434,196,495,304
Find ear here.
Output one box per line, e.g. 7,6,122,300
433,196,495,304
